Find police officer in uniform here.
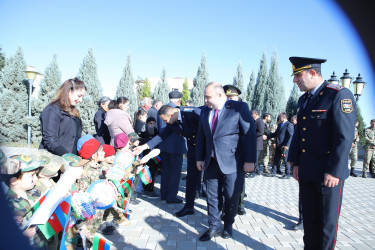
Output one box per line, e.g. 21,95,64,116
134,103,202,216
287,57,356,250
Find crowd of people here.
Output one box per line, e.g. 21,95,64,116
0,56,374,249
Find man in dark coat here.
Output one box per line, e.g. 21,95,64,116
148,99,162,120
134,104,201,216
266,112,294,178
287,56,356,249
249,109,265,177
196,82,256,241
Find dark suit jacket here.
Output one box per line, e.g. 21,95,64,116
196,100,257,175
254,118,265,150
147,107,201,149
288,81,356,181
156,102,187,154
147,106,158,120
268,120,294,149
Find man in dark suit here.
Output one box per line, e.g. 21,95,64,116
266,112,294,178
287,57,356,249
134,104,201,215
196,82,256,241
249,109,265,177
155,91,187,203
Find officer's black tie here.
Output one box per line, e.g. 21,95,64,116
303,92,313,109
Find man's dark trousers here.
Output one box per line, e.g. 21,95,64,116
185,145,200,209
160,151,183,201
205,158,244,232
271,147,290,175
299,179,344,249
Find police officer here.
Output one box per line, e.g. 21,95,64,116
287,57,356,249
362,119,375,178
134,103,202,216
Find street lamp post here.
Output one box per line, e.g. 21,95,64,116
340,69,352,89
25,67,38,147
352,73,366,102
328,71,340,85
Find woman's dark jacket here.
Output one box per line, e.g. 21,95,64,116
93,108,111,144
39,103,82,156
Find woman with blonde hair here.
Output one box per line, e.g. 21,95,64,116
39,77,86,156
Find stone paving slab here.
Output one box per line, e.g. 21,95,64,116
1,146,375,249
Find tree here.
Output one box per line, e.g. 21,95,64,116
77,48,103,134
0,46,5,72
191,53,209,106
233,62,247,101
286,84,301,120
152,67,169,105
264,51,286,124
252,52,268,113
0,47,28,144
31,54,62,144
141,78,151,99
245,71,255,109
181,78,190,106
115,55,138,117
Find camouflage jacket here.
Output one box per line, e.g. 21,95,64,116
364,127,375,148
75,161,102,192
6,188,47,249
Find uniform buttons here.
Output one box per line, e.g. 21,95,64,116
193,135,195,138
302,138,305,142
188,138,190,140
302,149,306,153
327,151,330,154
303,117,306,120
317,115,320,118
303,128,306,131
193,143,196,146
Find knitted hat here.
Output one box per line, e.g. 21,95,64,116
102,144,115,157
114,133,129,149
78,138,101,159
77,134,95,152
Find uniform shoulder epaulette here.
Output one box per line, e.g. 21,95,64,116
326,83,343,91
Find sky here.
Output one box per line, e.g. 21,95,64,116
1,0,374,124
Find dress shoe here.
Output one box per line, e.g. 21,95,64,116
350,171,358,177
199,229,222,241
265,173,276,177
362,172,367,178
238,208,246,215
292,221,303,230
166,198,183,204
174,207,194,217
221,229,232,239
279,175,290,179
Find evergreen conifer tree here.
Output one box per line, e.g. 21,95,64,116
77,48,103,134
0,46,5,72
30,54,62,144
252,52,268,113
245,71,255,109
264,51,286,124
152,67,169,105
181,78,189,106
191,53,209,106
0,47,28,143
233,62,247,101
141,78,151,99
356,104,366,147
285,84,301,120
115,55,138,117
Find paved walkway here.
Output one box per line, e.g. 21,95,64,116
2,146,375,249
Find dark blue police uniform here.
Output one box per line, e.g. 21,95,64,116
288,57,356,250
147,106,201,209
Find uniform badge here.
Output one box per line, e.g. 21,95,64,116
341,99,353,113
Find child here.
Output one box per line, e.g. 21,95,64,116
139,117,160,198
2,154,46,249
68,137,116,248
134,109,147,134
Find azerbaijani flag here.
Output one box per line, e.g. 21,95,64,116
122,177,133,197
151,155,161,164
59,195,72,250
92,234,113,250
27,190,50,216
38,195,72,240
139,166,152,185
